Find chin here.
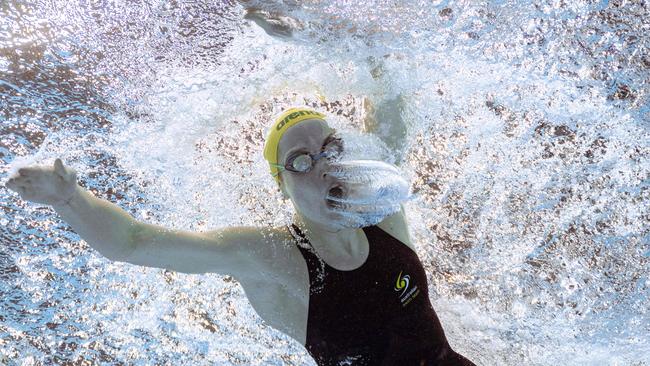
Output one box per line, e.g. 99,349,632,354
296,205,345,232
322,208,360,231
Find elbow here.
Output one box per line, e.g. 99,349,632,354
104,251,132,263
103,222,142,263
101,240,137,263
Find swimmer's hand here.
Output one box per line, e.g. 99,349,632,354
5,158,79,207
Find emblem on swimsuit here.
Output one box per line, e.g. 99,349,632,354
395,271,410,296
395,270,420,307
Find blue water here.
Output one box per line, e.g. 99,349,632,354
1,1,649,364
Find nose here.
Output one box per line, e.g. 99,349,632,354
316,156,330,179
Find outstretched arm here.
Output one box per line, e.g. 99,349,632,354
5,159,280,278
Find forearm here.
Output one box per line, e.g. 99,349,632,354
363,95,408,164
54,185,138,261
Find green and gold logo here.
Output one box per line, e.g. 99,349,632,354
395,271,410,296
395,270,420,307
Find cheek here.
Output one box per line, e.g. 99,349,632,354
287,178,315,200
285,174,326,207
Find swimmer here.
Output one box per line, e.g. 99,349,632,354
6,107,476,365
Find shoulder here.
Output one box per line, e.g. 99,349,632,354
375,205,415,251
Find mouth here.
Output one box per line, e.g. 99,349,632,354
325,184,346,209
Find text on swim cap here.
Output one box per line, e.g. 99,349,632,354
276,110,324,130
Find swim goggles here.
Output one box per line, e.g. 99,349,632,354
271,135,343,177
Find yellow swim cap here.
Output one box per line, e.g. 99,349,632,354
263,107,327,182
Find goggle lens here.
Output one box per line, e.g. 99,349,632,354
291,154,313,172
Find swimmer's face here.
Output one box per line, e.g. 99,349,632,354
277,119,343,228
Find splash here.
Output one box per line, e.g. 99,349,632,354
325,160,412,228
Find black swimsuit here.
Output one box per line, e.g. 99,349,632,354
290,224,475,366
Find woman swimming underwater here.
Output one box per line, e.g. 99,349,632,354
6,107,476,365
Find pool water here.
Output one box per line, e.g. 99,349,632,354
1,1,649,364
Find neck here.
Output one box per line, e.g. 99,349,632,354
293,213,365,258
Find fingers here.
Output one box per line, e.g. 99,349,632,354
6,175,28,189
9,168,35,185
13,184,33,200
5,178,18,191
6,174,42,203
7,159,75,194
17,167,39,177
5,177,28,196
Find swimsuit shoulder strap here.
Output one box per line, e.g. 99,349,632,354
289,223,310,247
288,224,320,264
363,224,419,256
288,224,328,293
